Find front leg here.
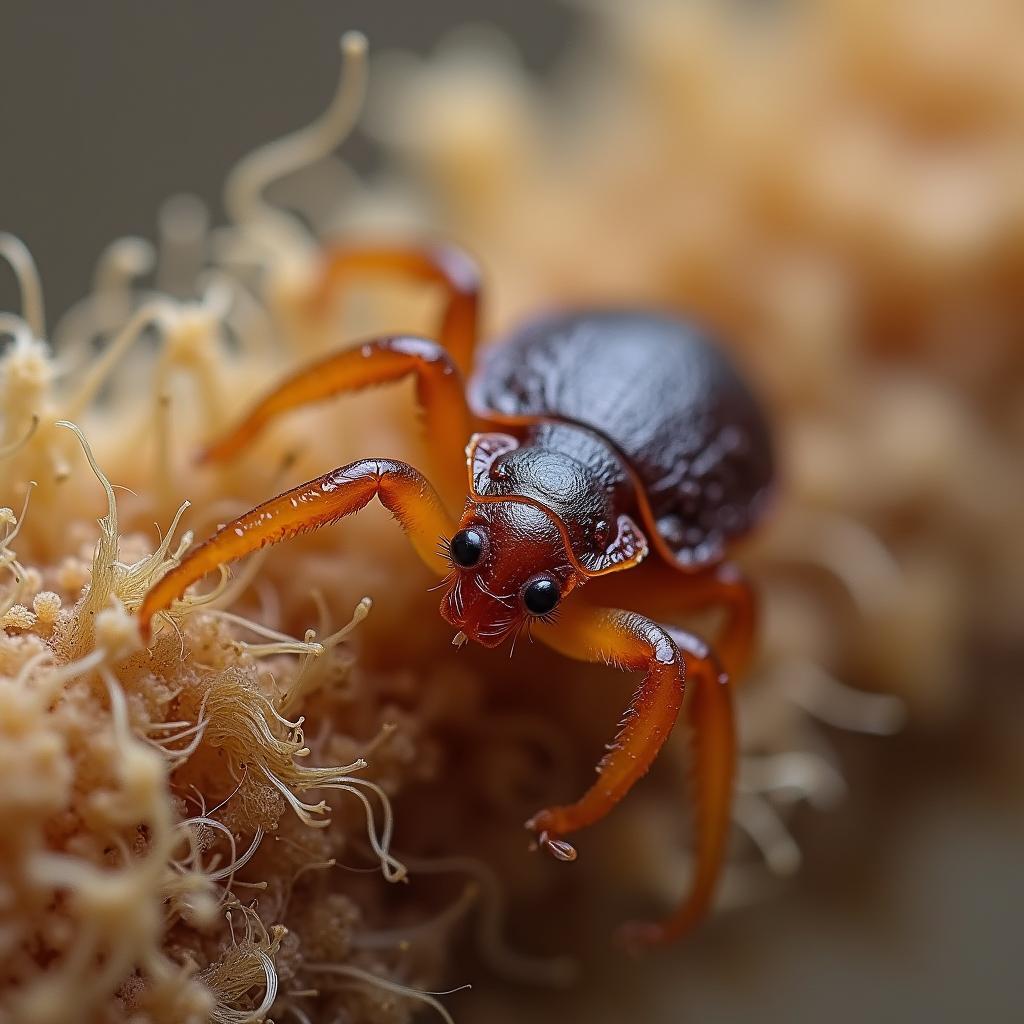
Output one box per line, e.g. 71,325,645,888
588,560,757,680
532,602,735,947
137,458,455,641
629,624,735,948
531,605,684,837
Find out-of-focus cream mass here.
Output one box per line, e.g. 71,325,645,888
0,1,1021,1021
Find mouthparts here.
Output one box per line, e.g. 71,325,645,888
452,630,468,648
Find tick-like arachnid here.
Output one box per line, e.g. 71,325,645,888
138,242,774,948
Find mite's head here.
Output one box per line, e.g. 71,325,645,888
439,500,580,649
439,431,651,648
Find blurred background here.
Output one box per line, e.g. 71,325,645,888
0,1,572,318
1,2,1022,1022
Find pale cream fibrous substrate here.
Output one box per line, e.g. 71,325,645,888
0,34,574,1024
2,4,1022,1022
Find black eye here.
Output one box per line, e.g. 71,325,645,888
522,576,560,616
450,528,485,567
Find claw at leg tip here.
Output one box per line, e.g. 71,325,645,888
530,829,577,862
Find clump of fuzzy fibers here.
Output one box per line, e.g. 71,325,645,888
0,36,552,1024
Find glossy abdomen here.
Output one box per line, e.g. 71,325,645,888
470,310,774,568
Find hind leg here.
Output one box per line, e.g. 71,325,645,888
306,241,481,375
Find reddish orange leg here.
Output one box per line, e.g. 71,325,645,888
532,602,735,948
306,241,481,376
531,605,685,838
673,563,756,681
628,624,735,948
201,336,471,505
589,560,757,680
138,458,455,641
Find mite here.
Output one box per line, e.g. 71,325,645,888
138,242,774,948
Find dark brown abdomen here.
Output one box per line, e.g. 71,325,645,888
470,310,774,568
